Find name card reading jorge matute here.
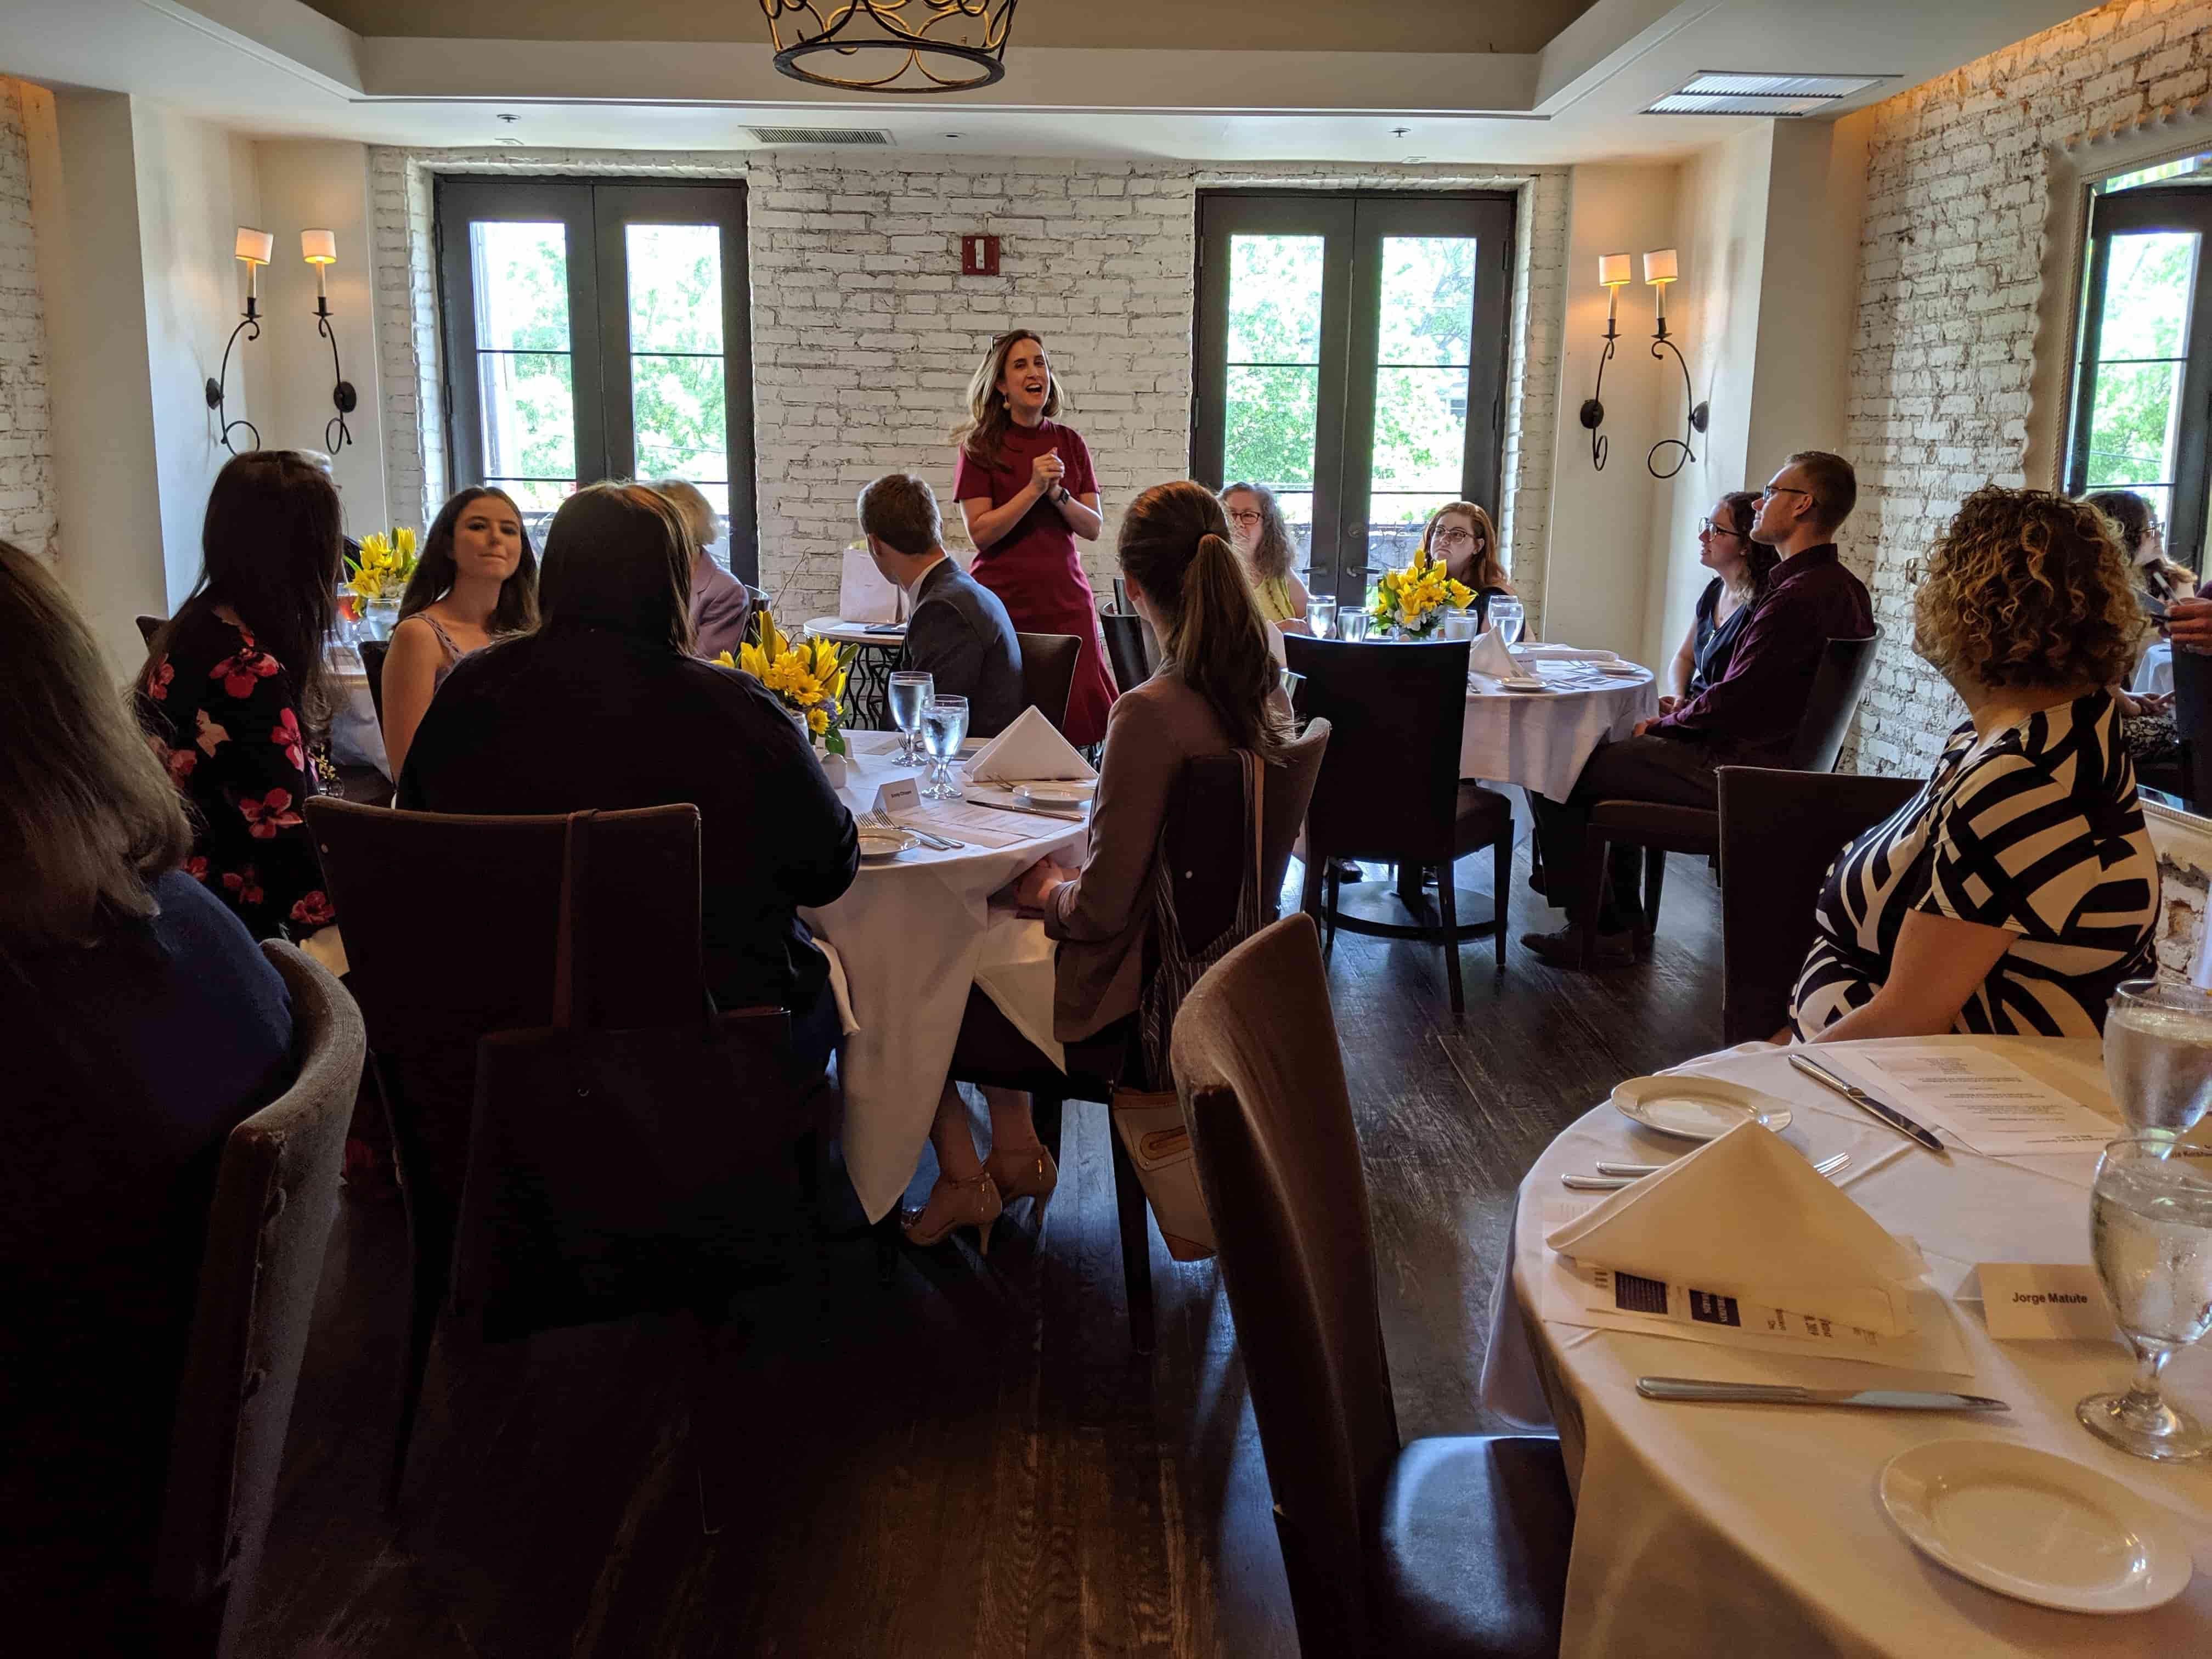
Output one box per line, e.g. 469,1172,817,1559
1978,1263,2121,1342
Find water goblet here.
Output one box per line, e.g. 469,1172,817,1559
1488,597,1525,647
920,695,969,801
1306,597,1338,640
2103,979,2212,1140
889,670,934,768
1339,611,1370,643
2078,1138,2212,1461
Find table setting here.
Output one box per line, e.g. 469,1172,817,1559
1481,1012,2212,1656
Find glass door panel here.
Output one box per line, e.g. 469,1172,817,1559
1222,233,1327,577
1366,235,1480,580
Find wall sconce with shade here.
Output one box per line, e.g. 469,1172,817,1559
1579,252,1632,470
206,227,271,452
302,229,357,453
1643,247,1708,478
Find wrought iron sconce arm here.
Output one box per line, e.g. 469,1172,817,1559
205,302,261,454
1646,319,1709,481
317,296,357,454
1579,319,1618,471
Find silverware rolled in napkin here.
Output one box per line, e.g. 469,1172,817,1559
1635,1377,2009,1412
1565,1152,1848,1191
1787,1054,1946,1153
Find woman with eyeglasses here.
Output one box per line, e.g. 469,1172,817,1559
1417,502,1514,623
1658,490,1774,716
1220,481,1313,632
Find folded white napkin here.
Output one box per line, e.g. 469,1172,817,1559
966,704,1099,783
1469,628,1520,679
1544,1119,1928,1333
1514,644,1619,664
838,541,899,624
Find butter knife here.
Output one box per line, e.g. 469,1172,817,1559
1788,1053,1946,1154
1638,1377,2008,1412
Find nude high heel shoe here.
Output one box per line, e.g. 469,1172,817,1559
984,1141,1059,1227
899,1171,1002,1255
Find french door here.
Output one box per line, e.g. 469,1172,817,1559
436,177,757,579
1192,191,1515,606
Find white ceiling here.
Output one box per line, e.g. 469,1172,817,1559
0,0,2096,163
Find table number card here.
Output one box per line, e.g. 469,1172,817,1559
1977,1264,2123,1341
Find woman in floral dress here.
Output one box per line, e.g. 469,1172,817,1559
139,450,343,941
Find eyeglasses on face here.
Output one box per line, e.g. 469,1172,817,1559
1225,509,1264,527
1697,517,1742,538
1433,526,1481,548
1759,484,1815,503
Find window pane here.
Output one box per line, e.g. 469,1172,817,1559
469,222,569,352
2098,232,2198,360
1371,366,1471,494
476,351,575,480
626,223,724,354
1227,234,1323,364
2097,153,2212,194
1224,364,1318,500
482,477,574,548
2085,359,2184,488
631,353,728,481
1376,236,1476,366
1274,491,1314,578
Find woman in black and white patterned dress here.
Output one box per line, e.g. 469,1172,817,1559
1791,487,2158,1041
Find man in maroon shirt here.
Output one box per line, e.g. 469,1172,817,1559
1523,450,1875,966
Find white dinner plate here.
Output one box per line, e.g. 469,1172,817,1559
1610,1075,1791,1140
1013,781,1097,810
856,828,919,862
1498,675,1551,693
1879,1440,2193,1613
1596,662,1644,676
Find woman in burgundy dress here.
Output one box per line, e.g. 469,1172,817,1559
953,329,1117,746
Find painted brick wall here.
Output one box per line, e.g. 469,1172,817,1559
0,81,56,565
1846,0,2212,775
366,146,1566,631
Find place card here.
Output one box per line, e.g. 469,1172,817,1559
1825,1045,2114,1156
872,777,919,818
1977,1264,2121,1342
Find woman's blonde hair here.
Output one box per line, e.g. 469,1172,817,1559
1220,481,1296,583
650,478,720,556
1914,487,2143,691
1419,502,1509,591
0,539,192,944
953,329,1063,469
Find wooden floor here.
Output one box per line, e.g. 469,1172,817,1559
241,827,1725,1658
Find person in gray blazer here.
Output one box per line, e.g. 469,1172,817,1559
859,472,1025,739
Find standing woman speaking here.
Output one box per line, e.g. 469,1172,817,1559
953,329,1116,746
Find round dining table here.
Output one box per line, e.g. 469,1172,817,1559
1462,653,1656,799
804,616,906,731
802,729,1085,1223
1481,1035,2212,1657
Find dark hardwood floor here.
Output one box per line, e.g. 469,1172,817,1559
240,826,1725,1657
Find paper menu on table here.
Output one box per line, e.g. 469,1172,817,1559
902,797,1084,850
1823,1045,2114,1155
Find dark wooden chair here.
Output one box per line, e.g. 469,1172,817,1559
150,941,364,1659
1284,633,1510,1013
1172,914,1573,1658
1578,630,1882,964
357,636,390,730
135,613,165,647
2171,642,2212,806
948,720,1329,1354
1716,765,1922,1044
1015,629,1081,737
1099,610,1157,692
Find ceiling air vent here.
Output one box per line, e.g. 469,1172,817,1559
1644,71,1896,117
747,126,894,145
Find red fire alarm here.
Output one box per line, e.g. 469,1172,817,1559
961,234,1001,276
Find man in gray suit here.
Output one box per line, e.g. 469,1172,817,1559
859,473,1024,739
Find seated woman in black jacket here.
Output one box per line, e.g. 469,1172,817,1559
398,483,860,1073
1,538,296,1645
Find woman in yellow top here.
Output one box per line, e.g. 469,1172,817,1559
1220,481,1313,634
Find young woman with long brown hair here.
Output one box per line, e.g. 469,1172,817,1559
1659,489,1775,715
952,328,1117,744
1417,501,1514,618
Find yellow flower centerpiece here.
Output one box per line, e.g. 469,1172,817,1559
1370,545,1475,639
346,526,419,609
716,606,860,758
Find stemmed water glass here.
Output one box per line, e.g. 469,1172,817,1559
2078,1138,2212,1461
919,694,969,801
889,670,933,767
2103,979,2212,1139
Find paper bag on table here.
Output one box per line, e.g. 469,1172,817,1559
1469,629,1520,679
1544,1120,1928,1333
966,704,1099,783
839,541,900,624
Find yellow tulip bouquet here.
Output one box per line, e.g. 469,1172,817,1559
1370,545,1475,638
346,526,418,607
717,606,860,757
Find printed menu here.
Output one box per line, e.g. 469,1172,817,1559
1824,1045,2114,1156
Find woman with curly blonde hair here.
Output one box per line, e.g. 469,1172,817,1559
1790,487,2157,1040
1219,481,1313,630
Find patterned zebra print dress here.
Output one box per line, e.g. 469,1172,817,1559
1790,692,2158,1039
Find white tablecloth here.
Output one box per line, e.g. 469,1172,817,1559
1463,663,1656,799
1481,1036,2212,1657
801,731,1084,1222
2134,641,2174,696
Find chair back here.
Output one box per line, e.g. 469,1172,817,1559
358,638,390,730
1784,631,1882,772
1283,635,1470,864
1154,718,1328,952
1171,913,1398,1656
1100,610,1156,692
2172,643,2212,804
1113,575,1130,613
136,613,165,647
152,941,364,1656
1016,630,1081,736
1717,766,1922,1043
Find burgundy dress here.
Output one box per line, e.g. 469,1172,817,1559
953,419,1116,746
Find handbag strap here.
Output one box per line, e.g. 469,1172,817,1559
550,810,598,1032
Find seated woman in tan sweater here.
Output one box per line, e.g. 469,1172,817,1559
901,479,1294,1249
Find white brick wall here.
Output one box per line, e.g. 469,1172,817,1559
367,146,1567,631
1846,0,2212,775
0,81,56,565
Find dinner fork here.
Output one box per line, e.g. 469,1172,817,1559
865,808,961,851
1562,1152,1849,1192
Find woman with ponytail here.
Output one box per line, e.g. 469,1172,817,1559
900,480,1292,1250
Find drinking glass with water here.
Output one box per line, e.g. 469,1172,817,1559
2078,1137,2212,1460
1306,597,1338,640
889,671,933,767
2102,980,2212,1139
920,694,969,800
1488,596,1525,647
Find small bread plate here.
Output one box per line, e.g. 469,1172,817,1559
1596,661,1645,676
857,827,920,863
1498,675,1551,693
1013,780,1098,811
1879,1440,2193,1614
1610,1074,1791,1141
